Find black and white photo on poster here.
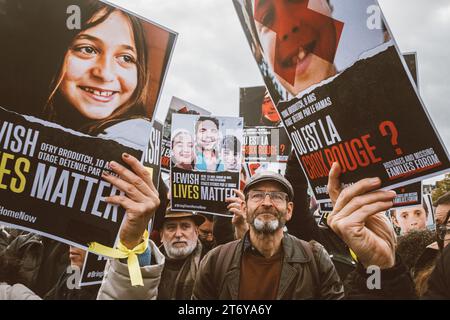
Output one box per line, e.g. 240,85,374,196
170,114,243,216
161,97,211,173
0,107,142,249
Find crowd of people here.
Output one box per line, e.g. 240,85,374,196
1,150,449,300
0,0,449,301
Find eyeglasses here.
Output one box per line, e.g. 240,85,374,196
247,190,288,204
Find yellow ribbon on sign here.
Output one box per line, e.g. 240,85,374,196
88,230,149,287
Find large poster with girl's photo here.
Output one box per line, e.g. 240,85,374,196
170,114,243,216
0,0,176,248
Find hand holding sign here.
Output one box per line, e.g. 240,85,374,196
226,189,249,239
327,162,397,269
102,153,160,249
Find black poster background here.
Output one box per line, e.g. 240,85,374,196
278,45,450,202
391,53,421,208
171,167,238,216
80,253,107,286
243,127,291,163
143,120,163,189
0,107,142,248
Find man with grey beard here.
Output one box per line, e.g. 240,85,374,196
157,209,205,300
193,171,344,300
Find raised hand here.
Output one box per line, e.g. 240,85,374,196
102,153,160,249
226,189,249,239
327,163,397,269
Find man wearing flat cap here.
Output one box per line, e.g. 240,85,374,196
192,171,344,300
157,208,206,300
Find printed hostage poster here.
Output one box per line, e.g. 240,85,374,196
0,0,177,245
0,107,142,248
233,0,389,105
0,0,177,123
161,97,211,173
234,0,450,202
240,86,282,127
170,114,243,216
243,127,291,163
143,120,163,189
278,44,450,202
388,192,435,236
240,86,291,176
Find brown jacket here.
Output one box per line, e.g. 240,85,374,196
192,233,344,300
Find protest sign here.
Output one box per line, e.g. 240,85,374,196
240,86,291,176
0,107,142,248
143,120,163,189
0,0,177,246
278,44,450,202
240,86,281,127
161,97,211,173
388,192,435,235
0,0,176,122
243,127,291,163
234,0,450,202
233,0,388,105
170,114,243,216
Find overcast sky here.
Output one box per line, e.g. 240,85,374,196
110,0,449,180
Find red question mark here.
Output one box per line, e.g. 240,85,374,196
379,121,403,156
280,144,286,154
